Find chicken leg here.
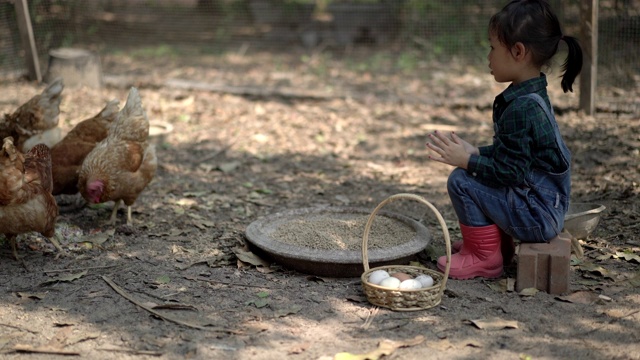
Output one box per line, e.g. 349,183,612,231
8,234,19,261
126,206,132,225
107,200,134,225
108,200,122,225
9,233,67,260
49,232,67,259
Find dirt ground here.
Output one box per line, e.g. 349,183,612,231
1,46,639,360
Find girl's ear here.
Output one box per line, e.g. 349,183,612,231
510,42,528,61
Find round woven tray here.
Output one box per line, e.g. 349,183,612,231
361,193,451,311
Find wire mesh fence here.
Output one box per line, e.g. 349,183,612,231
1,0,638,110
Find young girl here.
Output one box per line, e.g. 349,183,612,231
426,0,583,280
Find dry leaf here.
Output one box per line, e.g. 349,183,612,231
152,304,198,311
555,291,600,304
233,247,270,267
487,278,514,293
614,251,640,263
577,262,615,279
288,342,310,355
333,335,424,360
40,270,88,286
518,288,539,297
273,305,302,318
16,292,46,300
81,229,115,246
467,318,518,330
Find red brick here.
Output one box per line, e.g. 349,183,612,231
516,232,571,295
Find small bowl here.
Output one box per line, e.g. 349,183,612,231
564,203,606,239
149,121,173,145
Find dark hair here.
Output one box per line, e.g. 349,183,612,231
489,0,583,93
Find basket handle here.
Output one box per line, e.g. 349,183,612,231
362,193,451,290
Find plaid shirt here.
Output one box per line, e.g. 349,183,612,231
467,74,566,188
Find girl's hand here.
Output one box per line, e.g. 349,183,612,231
426,131,477,169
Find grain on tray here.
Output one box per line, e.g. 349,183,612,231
271,214,416,250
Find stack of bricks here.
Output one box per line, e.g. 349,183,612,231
516,232,572,295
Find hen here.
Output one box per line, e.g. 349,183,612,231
0,137,64,260
51,99,119,195
78,87,157,225
1,79,64,152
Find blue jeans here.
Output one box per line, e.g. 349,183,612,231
446,93,571,243
447,168,566,243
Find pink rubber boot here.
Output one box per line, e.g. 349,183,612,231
438,223,503,279
452,229,514,266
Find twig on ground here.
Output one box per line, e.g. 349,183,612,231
0,323,39,334
12,344,79,356
198,140,236,163
581,309,640,336
101,276,239,333
184,275,282,289
362,307,379,330
43,264,119,274
97,347,163,356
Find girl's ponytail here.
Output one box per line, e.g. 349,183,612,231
560,35,583,93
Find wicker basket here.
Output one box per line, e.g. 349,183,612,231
361,193,451,311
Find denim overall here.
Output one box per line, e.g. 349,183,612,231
447,93,571,243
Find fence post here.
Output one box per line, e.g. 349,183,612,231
579,0,598,115
14,0,42,82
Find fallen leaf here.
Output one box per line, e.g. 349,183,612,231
467,318,518,330
555,290,600,304
333,335,424,360
273,305,302,318
66,332,99,345
628,272,640,287
175,198,198,207
427,338,453,351
247,298,269,308
288,342,310,355
486,278,514,293
81,229,115,246
152,304,198,311
233,247,270,267
614,251,640,263
577,262,615,279
16,292,46,300
183,191,208,197
40,271,87,286
518,288,539,297
218,161,240,173
154,275,171,284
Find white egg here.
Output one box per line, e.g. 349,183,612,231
368,270,390,285
415,274,434,288
399,279,423,290
378,276,401,289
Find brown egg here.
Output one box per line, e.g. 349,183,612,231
390,272,412,282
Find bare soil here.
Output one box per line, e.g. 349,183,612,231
1,47,639,360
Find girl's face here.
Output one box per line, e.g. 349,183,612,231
487,32,518,83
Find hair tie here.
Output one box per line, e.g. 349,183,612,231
560,35,566,41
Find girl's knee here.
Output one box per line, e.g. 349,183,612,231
447,168,468,193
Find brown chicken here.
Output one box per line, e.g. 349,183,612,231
78,87,157,225
0,137,65,260
1,79,64,152
51,99,119,195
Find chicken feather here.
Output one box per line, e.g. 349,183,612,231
1,79,64,152
78,87,157,225
51,99,119,195
0,137,65,260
